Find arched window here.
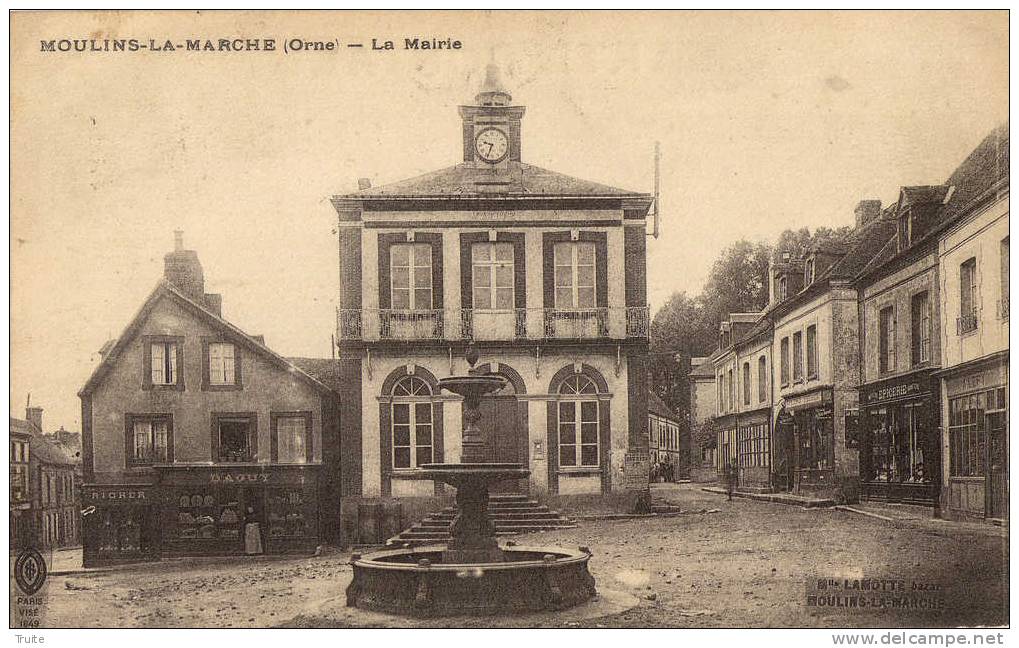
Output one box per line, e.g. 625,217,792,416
391,375,433,469
557,374,599,468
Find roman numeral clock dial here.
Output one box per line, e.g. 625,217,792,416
474,127,509,163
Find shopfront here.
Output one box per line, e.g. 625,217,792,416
859,373,941,505
82,484,161,567
776,389,835,495
736,410,771,490
157,465,321,556
715,414,737,481
941,355,1009,521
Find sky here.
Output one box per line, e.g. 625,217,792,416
10,10,1009,431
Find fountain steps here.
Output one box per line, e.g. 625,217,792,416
388,496,576,546
424,511,564,521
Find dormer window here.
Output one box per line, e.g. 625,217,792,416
898,210,912,250
804,258,815,285
778,276,788,301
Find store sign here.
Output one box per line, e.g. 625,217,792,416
210,472,271,484
864,381,925,404
85,487,152,503
815,407,834,420
946,365,1005,397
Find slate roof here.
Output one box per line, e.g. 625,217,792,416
79,280,335,397
648,391,680,422
941,122,1009,223
287,357,346,393
855,122,1009,282
689,359,716,379
10,417,38,436
688,352,721,376
339,161,647,199
11,418,77,466
31,433,78,466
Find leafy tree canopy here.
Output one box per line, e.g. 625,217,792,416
649,225,852,442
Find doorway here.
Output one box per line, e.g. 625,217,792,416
774,412,795,492
473,378,526,493
986,410,1008,519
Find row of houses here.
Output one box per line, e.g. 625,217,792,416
76,65,659,565
9,407,81,550
691,123,1009,522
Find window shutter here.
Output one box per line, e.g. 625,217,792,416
460,234,477,310
377,233,404,310
542,233,556,308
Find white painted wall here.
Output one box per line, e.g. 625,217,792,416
938,194,1010,369
359,348,630,497
773,295,834,399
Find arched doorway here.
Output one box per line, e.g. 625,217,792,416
471,363,528,493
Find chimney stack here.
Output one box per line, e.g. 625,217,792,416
163,231,205,301
26,406,43,432
854,200,882,229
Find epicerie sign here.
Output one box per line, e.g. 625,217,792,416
866,382,923,404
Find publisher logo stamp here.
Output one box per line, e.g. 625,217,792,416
14,548,47,596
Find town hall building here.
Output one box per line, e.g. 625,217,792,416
332,65,654,534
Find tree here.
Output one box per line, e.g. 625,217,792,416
774,226,853,260
700,240,772,327
647,226,855,461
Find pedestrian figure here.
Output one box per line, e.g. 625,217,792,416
244,506,264,555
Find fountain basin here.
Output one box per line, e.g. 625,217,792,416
346,544,596,616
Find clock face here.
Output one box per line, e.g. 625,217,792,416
475,128,509,163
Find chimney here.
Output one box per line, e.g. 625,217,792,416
854,200,882,228
163,231,205,301
204,293,223,317
358,178,372,190
26,406,42,432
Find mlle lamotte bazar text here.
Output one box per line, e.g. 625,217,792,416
39,37,464,53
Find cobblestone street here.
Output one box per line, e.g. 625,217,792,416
35,484,1007,629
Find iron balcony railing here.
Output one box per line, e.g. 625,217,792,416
337,306,651,342
956,313,979,335
998,297,1009,320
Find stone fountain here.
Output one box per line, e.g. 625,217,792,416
346,345,596,616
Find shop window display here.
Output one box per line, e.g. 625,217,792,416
96,508,144,555
267,488,311,538
174,491,242,540
796,411,833,471
865,404,937,484
949,387,1006,477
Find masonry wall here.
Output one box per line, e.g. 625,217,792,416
357,348,631,498
938,195,1010,369
89,295,327,483
860,251,941,384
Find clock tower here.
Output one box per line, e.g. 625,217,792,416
458,63,525,165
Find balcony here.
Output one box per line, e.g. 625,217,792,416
338,306,650,342
956,313,979,335
998,297,1009,320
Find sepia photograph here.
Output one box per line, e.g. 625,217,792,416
7,8,1011,640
